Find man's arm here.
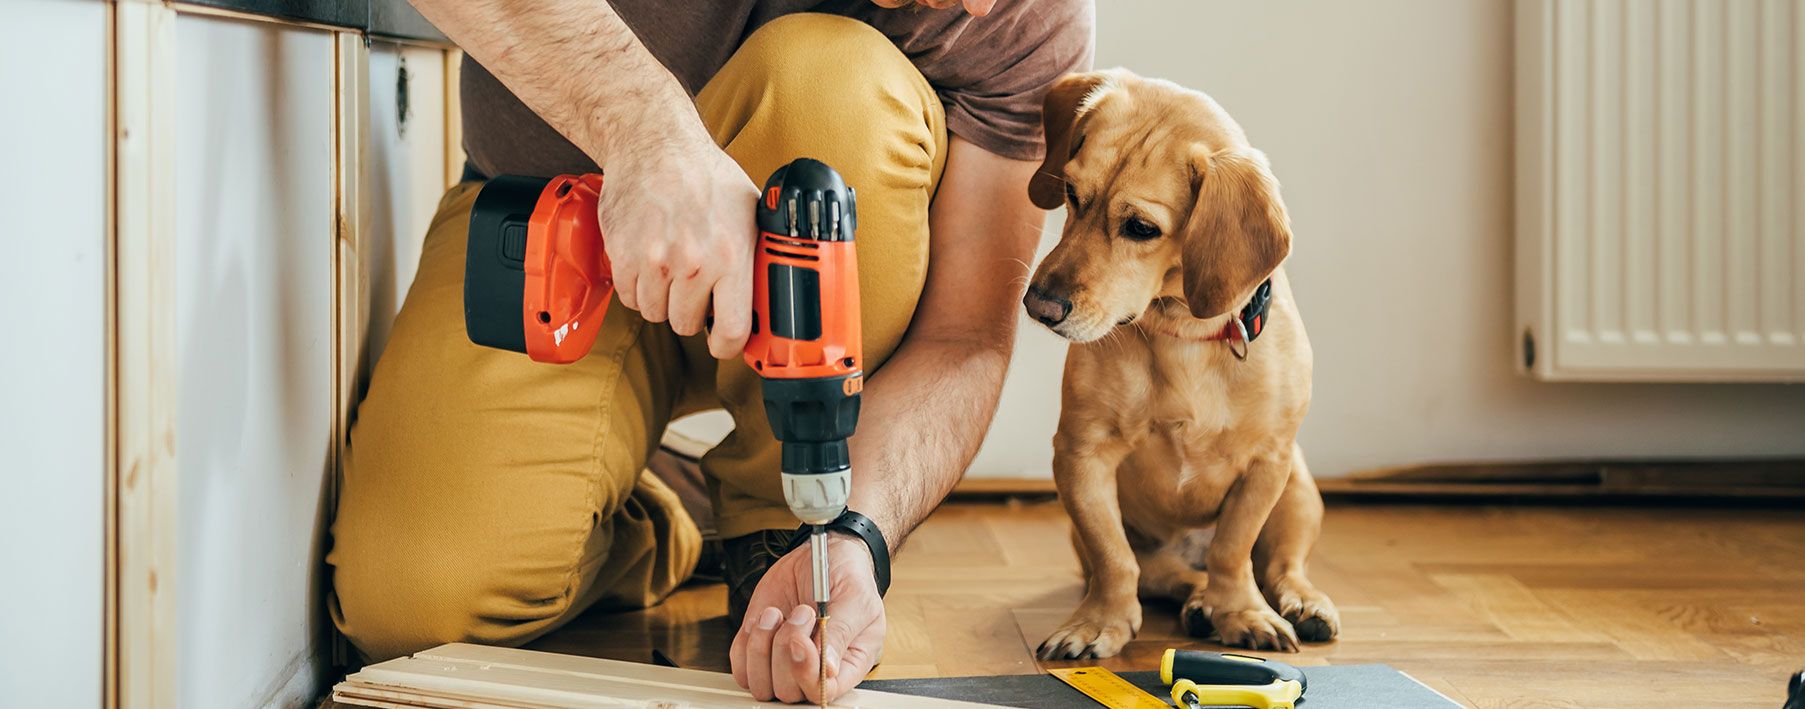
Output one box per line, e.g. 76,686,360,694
412,1,694,166
846,136,1045,547
409,0,756,356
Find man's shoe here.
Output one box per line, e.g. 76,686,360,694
722,529,793,628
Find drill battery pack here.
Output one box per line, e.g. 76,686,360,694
463,173,613,364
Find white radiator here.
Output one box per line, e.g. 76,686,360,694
1516,0,1805,381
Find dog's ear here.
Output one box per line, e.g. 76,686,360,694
1028,71,1116,209
1180,146,1292,318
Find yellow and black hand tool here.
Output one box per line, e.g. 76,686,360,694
1162,649,1307,709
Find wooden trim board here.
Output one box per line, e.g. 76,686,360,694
104,3,120,707
443,48,464,188
331,28,372,671
113,2,180,707
333,643,1002,709
954,459,1805,501
1318,459,1805,500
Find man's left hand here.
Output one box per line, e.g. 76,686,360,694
730,534,887,704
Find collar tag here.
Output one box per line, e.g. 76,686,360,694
1227,317,1250,361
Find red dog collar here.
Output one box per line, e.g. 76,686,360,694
1139,279,1274,359
1204,279,1272,359
1201,279,1273,343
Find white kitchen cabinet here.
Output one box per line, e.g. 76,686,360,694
92,4,465,699
170,16,336,709
0,1,110,706
365,42,454,366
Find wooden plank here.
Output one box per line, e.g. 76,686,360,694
104,1,119,705
330,27,370,673
421,643,998,708
336,683,549,709
443,48,464,188
113,2,179,707
334,644,1002,709
332,29,368,535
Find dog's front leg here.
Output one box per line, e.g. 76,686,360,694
1038,432,1139,660
1187,454,1300,652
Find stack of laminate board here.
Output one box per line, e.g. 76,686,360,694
331,643,1001,709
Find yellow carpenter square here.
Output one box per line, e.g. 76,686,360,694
1048,667,1171,709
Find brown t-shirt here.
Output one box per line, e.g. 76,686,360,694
460,0,1095,178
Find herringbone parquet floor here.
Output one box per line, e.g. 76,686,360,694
526,500,1803,708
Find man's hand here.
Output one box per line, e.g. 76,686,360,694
405,0,759,359
599,136,758,358
730,535,885,704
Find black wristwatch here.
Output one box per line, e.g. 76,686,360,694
788,510,891,597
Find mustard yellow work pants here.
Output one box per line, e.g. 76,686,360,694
327,13,947,661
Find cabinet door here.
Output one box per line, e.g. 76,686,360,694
366,43,451,365
0,0,110,705
171,16,335,709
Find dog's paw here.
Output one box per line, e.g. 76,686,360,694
1275,592,1340,643
1036,602,1142,660
1270,580,1341,643
1206,605,1299,653
1180,598,1214,638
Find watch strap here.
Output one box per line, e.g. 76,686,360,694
789,510,891,597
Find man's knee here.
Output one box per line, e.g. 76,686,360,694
712,13,944,171
329,524,587,661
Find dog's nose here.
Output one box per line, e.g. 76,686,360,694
1023,285,1073,326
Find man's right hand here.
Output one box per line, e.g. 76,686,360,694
599,135,759,359
402,0,761,360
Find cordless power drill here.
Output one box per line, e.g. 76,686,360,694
461,159,862,688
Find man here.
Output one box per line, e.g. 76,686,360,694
327,0,1093,703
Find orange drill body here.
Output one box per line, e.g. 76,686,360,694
744,233,862,383
464,159,863,510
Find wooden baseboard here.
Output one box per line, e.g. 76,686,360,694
1319,459,1805,501
955,460,1805,502
951,477,1057,498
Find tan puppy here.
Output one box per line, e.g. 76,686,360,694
1022,69,1338,657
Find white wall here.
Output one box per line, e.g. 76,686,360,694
969,0,1805,479
0,0,110,704
173,17,335,708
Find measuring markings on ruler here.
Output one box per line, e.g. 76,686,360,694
1048,667,1171,709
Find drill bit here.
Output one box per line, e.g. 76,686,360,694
810,523,829,707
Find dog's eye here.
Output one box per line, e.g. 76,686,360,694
1064,182,1079,206
1121,217,1161,240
